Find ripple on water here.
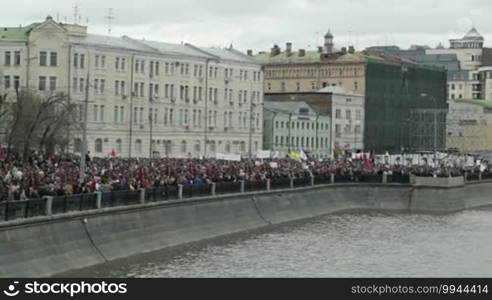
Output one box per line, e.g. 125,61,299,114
90,209,492,277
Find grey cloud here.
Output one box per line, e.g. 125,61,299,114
1,0,491,52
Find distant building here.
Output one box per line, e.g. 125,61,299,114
264,87,364,154
263,101,331,158
447,99,492,152
0,16,264,158
255,30,447,153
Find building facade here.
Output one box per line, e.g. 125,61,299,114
254,31,447,153
447,99,492,152
263,101,331,158
0,16,264,158
264,87,365,155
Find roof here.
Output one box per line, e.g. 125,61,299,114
454,99,492,110
318,86,363,96
264,100,316,115
68,34,152,52
0,23,38,42
463,27,484,41
254,50,325,64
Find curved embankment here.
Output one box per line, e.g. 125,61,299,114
1,181,491,277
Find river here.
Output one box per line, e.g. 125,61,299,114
65,208,492,277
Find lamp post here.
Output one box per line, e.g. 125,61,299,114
149,113,153,159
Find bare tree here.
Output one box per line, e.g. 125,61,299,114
5,89,73,160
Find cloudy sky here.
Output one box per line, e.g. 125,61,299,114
2,0,492,53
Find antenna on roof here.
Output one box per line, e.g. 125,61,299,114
73,2,79,24
56,12,60,22
105,8,114,35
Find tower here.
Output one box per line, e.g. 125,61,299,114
324,29,334,54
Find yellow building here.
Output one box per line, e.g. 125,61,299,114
253,37,367,95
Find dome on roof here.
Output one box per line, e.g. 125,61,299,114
436,42,444,49
463,27,484,40
324,29,333,39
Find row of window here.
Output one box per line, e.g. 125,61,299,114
268,81,358,92
273,136,330,149
334,123,361,134
75,104,261,129
77,138,258,155
335,108,362,121
275,120,330,131
71,52,261,80
265,67,360,79
2,75,20,90
69,77,262,104
3,51,21,66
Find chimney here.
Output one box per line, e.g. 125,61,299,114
270,44,281,56
247,49,253,56
341,47,347,54
318,46,323,53
348,46,355,54
286,42,292,56
299,49,306,57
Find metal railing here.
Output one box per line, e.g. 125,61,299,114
0,172,428,223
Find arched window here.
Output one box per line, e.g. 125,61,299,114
115,139,122,154
240,141,246,152
74,138,82,153
181,140,187,153
225,142,231,153
209,140,216,153
94,139,103,153
194,140,201,153
135,139,142,154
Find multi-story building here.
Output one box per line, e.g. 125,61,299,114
264,86,365,155
447,99,492,152
263,101,331,158
0,16,264,158
254,31,447,153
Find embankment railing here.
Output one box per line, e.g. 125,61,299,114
3,171,484,223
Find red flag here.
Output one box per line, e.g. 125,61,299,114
111,149,117,158
364,158,373,169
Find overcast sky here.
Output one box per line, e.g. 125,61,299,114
2,0,492,53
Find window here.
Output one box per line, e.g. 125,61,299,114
296,82,300,91
4,76,10,89
73,53,78,68
40,51,47,66
49,76,56,91
181,140,187,153
50,52,57,66
38,76,46,91
12,76,19,90
346,110,351,120
101,56,106,68
115,139,122,154
354,109,361,121
95,139,103,153
14,51,20,66
80,54,85,68
135,139,142,154
281,82,286,92
335,124,341,133
335,109,341,119
4,51,11,66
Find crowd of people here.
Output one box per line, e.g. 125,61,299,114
0,151,489,202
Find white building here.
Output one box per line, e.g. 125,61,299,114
317,86,365,152
0,16,263,158
263,101,331,158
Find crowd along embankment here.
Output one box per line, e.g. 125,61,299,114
1,177,492,277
